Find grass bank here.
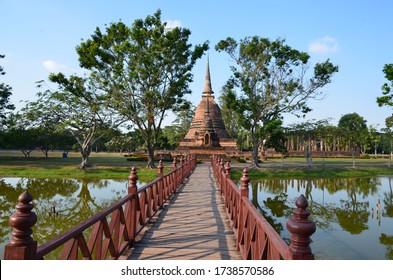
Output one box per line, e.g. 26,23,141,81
230,157,393,180
0,151,172,181
1,150,393,180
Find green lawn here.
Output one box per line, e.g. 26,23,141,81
0,150,171,181
1,150,393,180
230,156,393,179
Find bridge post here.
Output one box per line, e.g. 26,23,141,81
4,191,38,260
179,156,184,184
237,168,250,252
127,167,138,246
172,157,177,171
240,168,250,198
286,194,316,260
224,161,231,201
220,158,224,171
157,160,164,208
171,157,177,194
219,158,225,190
158,159,163,177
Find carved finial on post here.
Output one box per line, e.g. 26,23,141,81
240,168,250,198
158,160,163,177
128,166,138,194
225,162,231,179
220,158,224,172
286,194,316,260
4,191,38,259
180,156,184,166
172,157,177,170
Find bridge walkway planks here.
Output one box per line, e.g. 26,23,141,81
120,163,241,260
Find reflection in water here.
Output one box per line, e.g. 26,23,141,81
1,176,393,260
335,200,368,234
380,233,393,259
251,184,289,237
384,178,393,218
246,176,393,260
0,178,130,259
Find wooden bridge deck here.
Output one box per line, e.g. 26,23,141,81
121,163,241,260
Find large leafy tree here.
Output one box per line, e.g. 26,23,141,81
381,115,393,167
76,10,208,167
215,36,338,166
338,113,368,166
377,64,393,107
0,55,15,125
22,74,123,168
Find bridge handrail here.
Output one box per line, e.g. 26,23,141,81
211,155,316,260
35,193,134,259
4,155,197,260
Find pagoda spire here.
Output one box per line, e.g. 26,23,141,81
202,56,214,96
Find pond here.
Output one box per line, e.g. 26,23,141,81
1,176,392,260
246,176,393,260
0,177,134,259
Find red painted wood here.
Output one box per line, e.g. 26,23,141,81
4,155,197,260
211,155,316,260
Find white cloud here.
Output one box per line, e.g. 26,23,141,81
42,60,68,72
165,19,182,30
309,36,339,54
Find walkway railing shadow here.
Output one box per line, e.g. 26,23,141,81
3,155,196,260
211,155,316,260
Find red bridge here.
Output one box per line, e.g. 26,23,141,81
4,155,316,260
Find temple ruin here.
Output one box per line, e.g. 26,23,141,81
175,59,239,160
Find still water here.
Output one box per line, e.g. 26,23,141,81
0,178,132,259
1,176,392,259
246,177,393,260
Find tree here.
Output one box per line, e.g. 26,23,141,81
7,127,39,157
287,119,332,166
23,74,123,168
215,36,338,166
172,105,195,140
157,106,196,149
0,55,15,126
382,115,393,167
338,113,368,166
76,10,208,167
377,64,393,108
218,83,241,138
260,119,288,159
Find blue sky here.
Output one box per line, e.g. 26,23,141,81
1,0,392,129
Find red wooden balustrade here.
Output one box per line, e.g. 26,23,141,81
211,155,316,260
4,155,197,260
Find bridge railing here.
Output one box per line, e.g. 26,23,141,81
211,155,316,260
4,155,197,260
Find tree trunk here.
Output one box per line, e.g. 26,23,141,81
304,144,313,167
80,145,91,169
41,148,49,158
146,145,155,168
252,137,260,167
351,148,356,167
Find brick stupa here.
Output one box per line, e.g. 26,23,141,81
177,59,237,159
